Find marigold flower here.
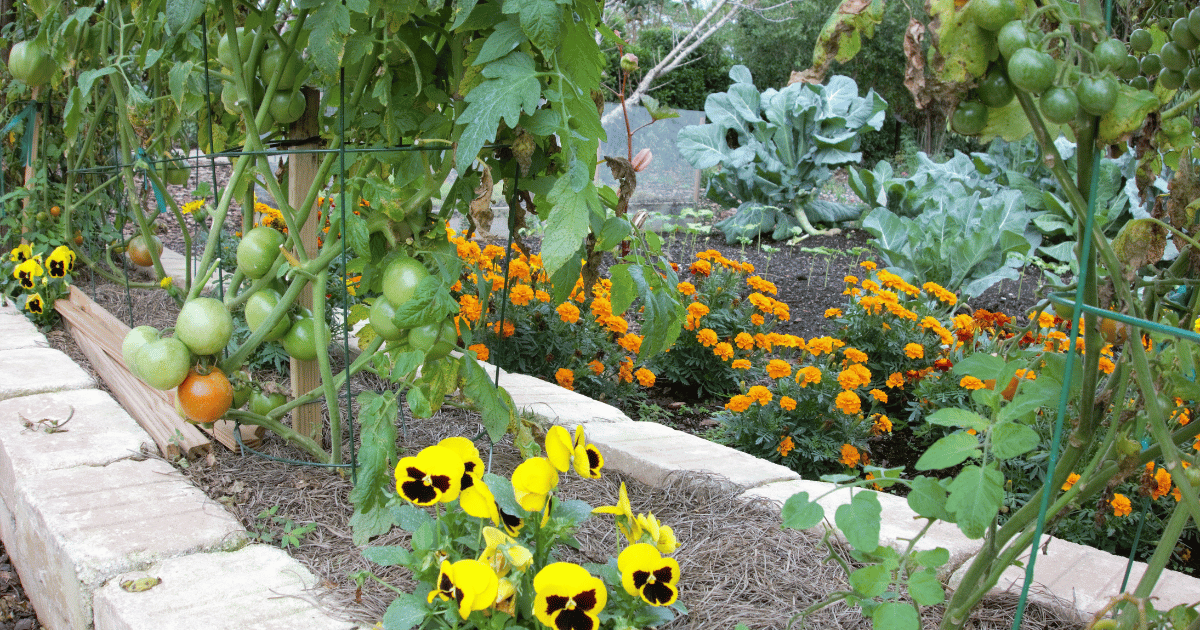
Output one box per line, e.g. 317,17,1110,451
602,315,628,335
591,297,613,319
635,368,656,388
509,283,535,306
395,444,465,506
508,258,531,282
844,275,859,285
837,364,872,390
731,359,751,370
871,415,892,435
618,544,680,607
960,375,986,390
905,343,924,359
844,347,868,364
557,302,581,324
796,366,822,387
535,290,551,303
459,294,483,323
689,259,712,276
860,261,877,271
747,275,778,295
934,358,954,372
764,359,792,380
887,372,904,389
696,328,719,347
428,558,499,619
734,332,755,351
839,443,861,467
1111,493,1132,517
779,396,797,411
468,344,489,361
533,563,607,630
710,342,733,361
725,395,752,412
677,281,695,296
586,359,604,376
835,391,861,415
1099,356,1115,374
1061,472,1080,491
776,335,804,349
778,435,795,456
921,281,957,305
619,334,643,355
747,385,772,405
773,301,790,320
554,368,575,391
750,313,765,326
869,389,888,403
1151,466,1173,500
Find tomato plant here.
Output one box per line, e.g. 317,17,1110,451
996,21,1031,58
282,316,322,361
1093,39,1127,71
267,91,306,125
951,101,988,135
127,234,163,267
408,318,457,360
8,40,56,86
1039,86,1079,123
244,289,293,341
134,337,192,390
176,298,234,355
969,0,1017,31
1007,48,1056,94
236,227,285,280
249,390,288,416
976,70,1014,107
382,255,429,307
176,367,234,424
1076,75,1118,115
368,297,406,341
1130,28,1153,52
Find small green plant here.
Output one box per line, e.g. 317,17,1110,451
250,505,318,549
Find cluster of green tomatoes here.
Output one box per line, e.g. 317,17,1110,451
216,27,312,126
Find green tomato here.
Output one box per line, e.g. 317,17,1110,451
8,40,56,86
135,337,192,390
1141,54,1163,76
122,325,161,378
236,226,285,279
1076,75,1119,115
382,255,430,308
977,70,1015,107
1117,55,1141,80
267,90,306,125
1039,87,1079,124
997,21,1031,59
951,101,988,136
970,0,1017,31
1094,39,1128,71
1161,42,1190,71
260,47,304,90
176,297,234,356
1130,28,1153,53
244,289,293,342
216,27,255,69
1173,18,1199,49
408,319,458,361
369,297,406,341
249,390,288,416
283,316,323,361
1007,48,1056,94
164,165,191,186
1159,67,1187,90
1130,75,1151,91
1188,67,1200,89
1190,6,1200,39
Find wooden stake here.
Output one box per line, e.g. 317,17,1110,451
289,86,323,444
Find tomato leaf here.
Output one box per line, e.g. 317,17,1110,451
915,431,981,471
946,464,1004,539
456,51,542,174
625,262,682,359
511,0,563,51
907,476,953,521
348,391,399,544
308,2,351,77
871,602,920,630
391,276,458,328
541,162,601,277
461,354,519,443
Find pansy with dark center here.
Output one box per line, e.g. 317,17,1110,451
25,294,44,315
438,436,499,522
13,258,42,290
47,246,75,278
618,543,680,606
394,444,465,506
426,559,499,619
545,425,604,479
9,244,32,264
533,562,607,630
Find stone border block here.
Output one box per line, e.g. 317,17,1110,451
0,390,155,508
93,545,363,630
0,348,95,401
494,368,632,423
0,313,48,350
6,458,246,630
581,421,800,489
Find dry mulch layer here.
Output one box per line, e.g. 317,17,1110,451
11,222,1092,630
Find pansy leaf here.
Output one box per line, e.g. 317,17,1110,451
555,499,593,526
946,464,1004,539
363,545,414,567
835,491,881,552
907,568,945,606
907,476,952,522
382,591,431,630
849,564,890,597
871,601,920,630
349,506,397,546
990,421,1041,460
781,492,825,530
915,432,981,471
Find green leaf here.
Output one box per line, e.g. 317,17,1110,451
625,263,683,358
391,350,426,381
835,491,881,552
540,165,600,277
363,545,413,567
406,386,432,419
460,354,518,443
871,601,920,630
595,216,632,251
907,476,952,521
810,0,885,69
907,568,945,605
513,0,562,51
951,352,1007,382
475,18,526,65
348,392,399,513
781,492,825,530
913,547,949,569
990,421,1040,460
382,592,431,630
349,507,397,547
309,2,351,77
392,501,434,532
456,51,542,174
391,277,458,328
926,0,995,84
1098,84,1159,145
946,464,1004,539
924,407,989,432
915,432,981,471
849,564,890,597
555,499,593,526
166,0,207,32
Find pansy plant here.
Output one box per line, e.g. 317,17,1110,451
3,243,74,327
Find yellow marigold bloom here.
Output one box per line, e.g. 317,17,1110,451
860,261,877,271
469,344,489,361
731,359,751,370
844,347,868,363
747,275,778,295
750,314,765,326
796,366,822,387
776,334,804,349
677,281,696,296
934,326,954,346
687,302,710,319
919,316,940,330
861,279,880,293
869,389,887,403
508,259,531,282
590,297,613,319
481,244,506,263
602,315,628,335
535,290,551,303
844,287,861,297
741,261,755,273
160,276,174,289
839,443,862,467
773,301,790,320
887,372,904,389
555,368,574,391
960,375,986,390
635,368,656,387
1099,356,1115,374
755,333,773,351
778,436,795,457
921,281,957,305
1111,493,1132,517
835,391,861,415
859,295,884,315
807,336,834,356
871,415,892,435
905,343,924,359
735,332,755,351
780,396,797,411
713,342,734,361
748,292,773,313
1015,368,1036,381
557,302,581,324
619,334,643,355
953,313,976,332
747,385,773,405
588,360,605,376
1061,472,1080,491
725,395,752,412
824,308,843,319
696,328,719,347
844,275,859,285
766,359,792,380
181,199,205,214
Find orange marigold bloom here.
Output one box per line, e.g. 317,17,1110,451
839,443,862,467
766,359,792,380
508,258,531,282
603,315,629,335
755,333,773,351
905,343,924,359
747,385,773,406
619,334,643,355
555,368,574,391
748,292,774,313
1111,493,1132,517
750,314,765,326
731,359,752,370
725,395,752,412
773,301,790,320
844,347,868,364
871,415,892,435
844,275,859,285
886,372,904,389
635,368,656,387
734,332,755,351
696,328,720,347
869,389,887,403
677,281,696,296
778,436,795,457
689,259,712,276
835,391,861,415
780,396,797,411
459,294,483,323
588,359,605,376
860,261,877,271
960,375,986,390
618,358,634,383
1099,356,1115,375
1061,472,1080,491
591,297,613,319
713,342,734,361
468,343,489,362
807,337,834,356
837,364,872,390
535,290,551,303
557,303,581,324
747,275,778,295
491,320,515,338
933,358,954,372
509,283,535,306
776,334,804,349
1151,467,1173,500
796,366,822,387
